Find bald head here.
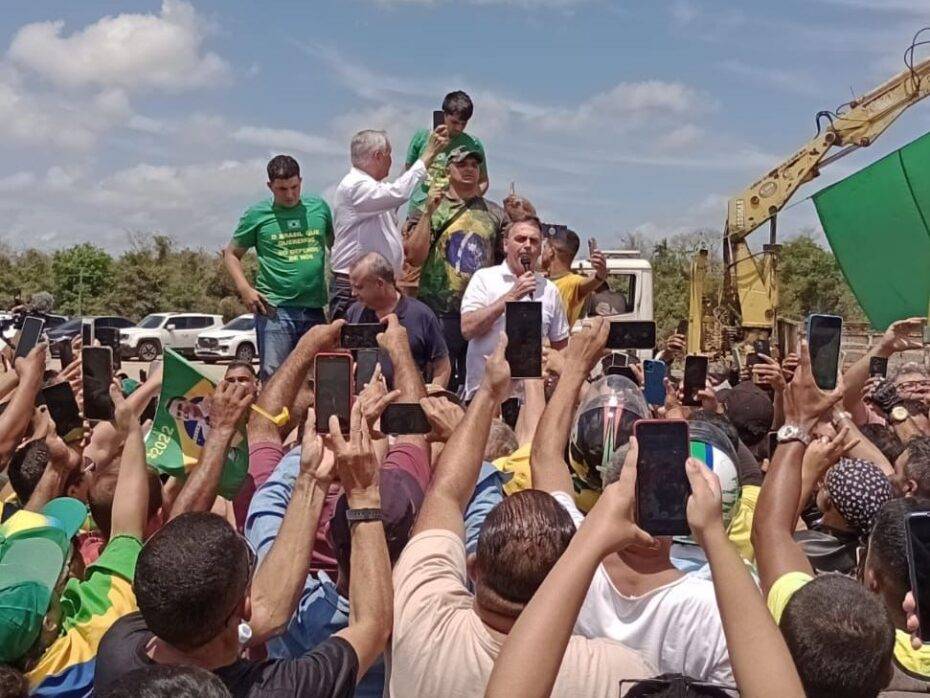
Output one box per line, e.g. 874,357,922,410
350,252,397,310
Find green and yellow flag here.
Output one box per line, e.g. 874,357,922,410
144,349,248,499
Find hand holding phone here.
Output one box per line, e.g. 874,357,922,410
505,302,542,378
82,346,115,421
15,316,45,360
380,403,431,435
682,355,708,407
42,382,83,442
635,420,691,536
315,354,353,434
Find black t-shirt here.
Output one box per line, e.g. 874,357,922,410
345,295,448,387
95,613,359,698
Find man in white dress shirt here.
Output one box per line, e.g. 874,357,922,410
330,127,449,319
460,218,570,399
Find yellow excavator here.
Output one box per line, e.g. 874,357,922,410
689,30,930,358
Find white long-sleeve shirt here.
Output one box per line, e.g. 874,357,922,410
330,160,427,275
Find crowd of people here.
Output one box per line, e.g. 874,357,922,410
1,88,930,698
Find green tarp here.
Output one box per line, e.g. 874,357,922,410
813,130,930,330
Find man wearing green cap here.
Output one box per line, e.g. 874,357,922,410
402,145,508,393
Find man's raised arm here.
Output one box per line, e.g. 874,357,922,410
0,343,46,461
412,333,511,538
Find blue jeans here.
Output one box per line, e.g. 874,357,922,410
255,307,326,381
328,275,355,321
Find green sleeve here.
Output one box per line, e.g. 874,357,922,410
406,129,428,168
58,536,143,628
232,205,261,250
88,535,143,582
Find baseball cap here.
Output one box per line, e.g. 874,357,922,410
448,145,483,164
0,497,87,662
720,381,773,446
328,468,425,570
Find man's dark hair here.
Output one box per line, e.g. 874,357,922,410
224,361,256,378
134,513,250,651
779,574,894,698
442,90,474,121
266,155,300,182
869,497,930,596
0,664,28,698
102,665,230,698
624,674,731,697
859,424,904,464
545,226,581,261
905,437,930,497
474,491,575,614
8,440,50,504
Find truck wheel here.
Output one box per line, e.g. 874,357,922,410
138,340,161,362
235,343,256,362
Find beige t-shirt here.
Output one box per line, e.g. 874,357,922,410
390,529,655,697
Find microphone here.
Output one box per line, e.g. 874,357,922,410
519,254,532,299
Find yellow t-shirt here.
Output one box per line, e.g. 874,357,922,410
551,273,588,327
493,444,532,496
726,484,760,565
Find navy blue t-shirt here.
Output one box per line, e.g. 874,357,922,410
345,296,448,387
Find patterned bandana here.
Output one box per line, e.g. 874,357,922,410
824,457,894,537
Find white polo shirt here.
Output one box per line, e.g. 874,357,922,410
460,261,570,399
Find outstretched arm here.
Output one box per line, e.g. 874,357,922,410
0,344,46,461
531,318,609,494
109,384,150,540
413,334,511,538
688,458,804,698
842,317,924,411
485,441,654,698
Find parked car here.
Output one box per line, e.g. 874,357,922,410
46,316,136,355
120,313,224,362
195,315,257,364
1,312,70,347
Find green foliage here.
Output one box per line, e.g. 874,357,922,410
776,235,866,322
52,243,114,315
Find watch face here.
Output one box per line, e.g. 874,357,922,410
892,406,909,422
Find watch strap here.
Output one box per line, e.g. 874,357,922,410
346,508,383,523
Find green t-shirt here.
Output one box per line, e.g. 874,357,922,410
411,195,508,316
231,195,333,309
405,129,488,215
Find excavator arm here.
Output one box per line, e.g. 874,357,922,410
690,46,930,352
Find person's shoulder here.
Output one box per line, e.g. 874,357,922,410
393,529,468,586
243,198,275,217
345,301,365,322
300,194,331,211
562,634,655,681
462,131,485,149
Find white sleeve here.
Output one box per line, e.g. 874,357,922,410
550,491,585,529
547,288,571,342
347,160,427,215
460,271,487,314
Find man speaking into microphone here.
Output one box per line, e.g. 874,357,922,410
459,218,569,400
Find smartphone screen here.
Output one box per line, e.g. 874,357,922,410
753,339,771,357
643,359,667,406
432,110,445,130
341,323,382,350
315,354,352,434
807,314,843,390
905,512,930,642
42,382,84,442
95,326,121,369
682,355,708,406
355,349,379,394
505,302,542,378
635,420,691,536
58,339,74,370
82,320,93,346
676,320,689,336
869,356,889,379
607,321,656,350
82,346,114,421
14,316,44,360
380,403,432,435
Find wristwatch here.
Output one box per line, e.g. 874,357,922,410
890,405,910,424
346,508,383,524
776,424,811,446
831,410,852,427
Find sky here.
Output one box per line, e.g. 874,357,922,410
1,0,929,255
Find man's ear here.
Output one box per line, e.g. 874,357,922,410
864,564,881,594
466,553,479,584
904,478,919,497
266,181,273,193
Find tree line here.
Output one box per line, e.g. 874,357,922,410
0,230,865,332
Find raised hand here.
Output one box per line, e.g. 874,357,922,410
357,364,400,434
376,314,410,356
801,426,858,483
419,396,465,443
783,340,845,432
565,316,609,374
685,456,724,548
328,400,380,506
753,353,787,392
209,380,255,433
14,341,48,383
300,409,334,483
302,319,345,353
481,333,512,404
877,317,925,356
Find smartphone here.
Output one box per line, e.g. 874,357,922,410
676,320,689,336
634,420,691,536
57,339,74,370
746,353,761,369
753,339,771,357
869,356,889,379
643,359,667,406
588,238,597,257
905,511,930,642
81,320,93,346
42,382,83,442
14,316,45,360
505,302,542,378
607,321,656,350
432,110,445,130
682,355,708,407
94,326,122,369
315,353,353,434
807,314,843,391
82,346,114,421
767,431,779,459
355,349,379,394
341,323,382,350
380,403,432,435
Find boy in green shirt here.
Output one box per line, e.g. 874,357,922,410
405,91,488,217
224,155,333,380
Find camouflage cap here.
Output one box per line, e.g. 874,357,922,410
447,145,484,164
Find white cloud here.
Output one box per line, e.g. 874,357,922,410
7,0,229,92
720,60,819,96
656,124,704,151
669,0,699,26
232,127,343,157
0,172,36,192
813,0,930,12
371,0,593,6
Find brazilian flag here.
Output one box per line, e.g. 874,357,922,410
144,348,248,499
